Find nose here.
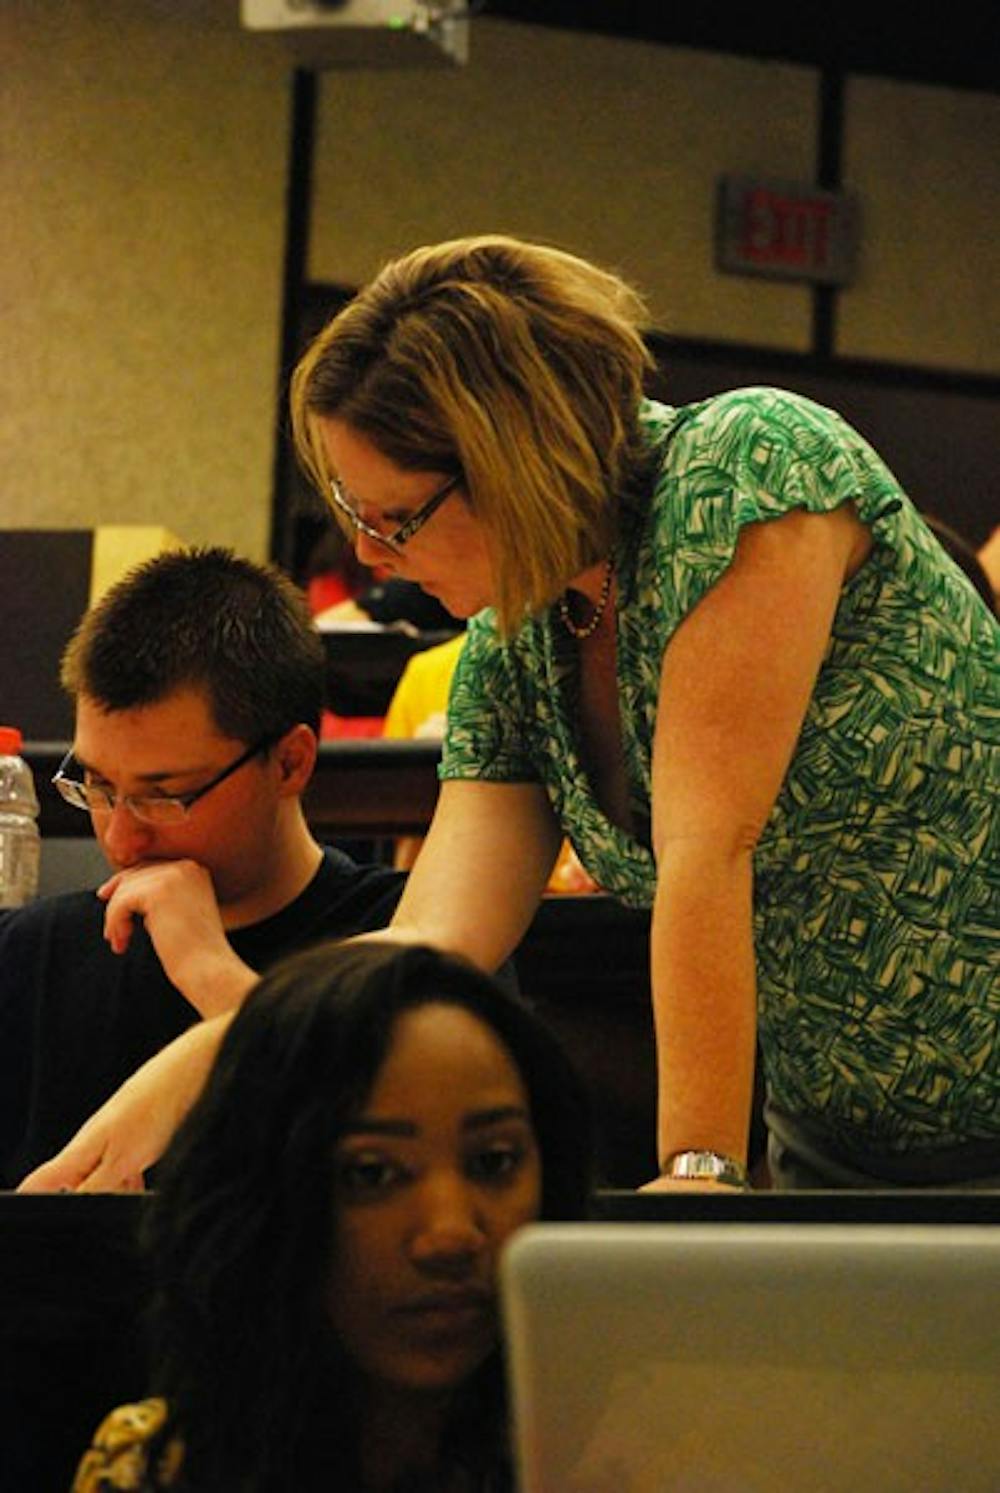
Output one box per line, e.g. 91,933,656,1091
354,528,398,571
97,799,156,868
408,1174,488,1270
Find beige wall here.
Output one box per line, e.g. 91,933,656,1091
311,22,820,350
840,76,1000,371
2,0,290,556
3,7,998,558
312,19,1000,375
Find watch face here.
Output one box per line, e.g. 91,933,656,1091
665,1151,748,1186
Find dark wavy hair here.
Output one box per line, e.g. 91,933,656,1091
141,941,593,1490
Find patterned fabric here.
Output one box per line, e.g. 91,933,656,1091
442,386,1000,1157
72,1399,183,1491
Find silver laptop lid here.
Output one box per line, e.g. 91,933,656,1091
501,1222,1000,1493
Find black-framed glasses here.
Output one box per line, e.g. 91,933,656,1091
51,737,274,826
329,472,461,554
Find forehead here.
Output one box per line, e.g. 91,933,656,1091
319,418,418,496
74,687,234,765
361,1003,529,1117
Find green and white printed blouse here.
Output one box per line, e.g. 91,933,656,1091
441,387,999,1156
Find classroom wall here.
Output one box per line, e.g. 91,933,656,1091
310,23,821,350
841,75,1000,372
310,19,1000,376
3,6,998,560
2,0,289,556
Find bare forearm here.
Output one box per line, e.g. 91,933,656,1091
170,947,259,1019
651,839,758,1169
383,779,561,972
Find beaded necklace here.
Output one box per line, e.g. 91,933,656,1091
556,558,614,640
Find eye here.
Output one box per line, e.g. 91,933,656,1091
335,1151,406,1198
467,1141,527,1185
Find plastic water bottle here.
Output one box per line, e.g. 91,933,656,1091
0,725,40,909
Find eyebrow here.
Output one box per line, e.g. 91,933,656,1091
339,1105,532,1139
72,752,211,786
334,474,430,519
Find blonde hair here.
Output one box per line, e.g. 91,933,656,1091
290,235,654,633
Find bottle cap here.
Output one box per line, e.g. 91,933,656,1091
0,726,24,755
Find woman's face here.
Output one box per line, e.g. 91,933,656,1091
318,418,497,619
327,1002,542,1397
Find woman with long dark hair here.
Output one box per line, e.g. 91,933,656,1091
73,941,592,1491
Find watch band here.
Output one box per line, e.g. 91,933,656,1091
662,1149,749,1189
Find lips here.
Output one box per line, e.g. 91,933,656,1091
393,1287,494,1338
396,1285,492,1315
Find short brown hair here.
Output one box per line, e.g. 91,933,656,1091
291,235,654,633
61,546,325,739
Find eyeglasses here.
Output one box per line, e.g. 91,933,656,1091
52,737,274,826
328,472,461,554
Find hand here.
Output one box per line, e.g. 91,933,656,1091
98,860,256,1017
16,1014,232,1193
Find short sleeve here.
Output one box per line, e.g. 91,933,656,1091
646,387,908,632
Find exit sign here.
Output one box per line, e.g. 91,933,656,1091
716,175,859,286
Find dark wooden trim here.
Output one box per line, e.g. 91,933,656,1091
303,739,442,836
811,64,846,360
644,330,1000,401
268,67,318,573
476,8,1000,96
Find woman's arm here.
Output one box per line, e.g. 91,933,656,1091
371,777,564,970
648,504,868,1183
17,1012,235,1192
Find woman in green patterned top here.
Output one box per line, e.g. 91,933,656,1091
23,234,997,1196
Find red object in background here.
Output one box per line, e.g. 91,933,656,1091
305,557,392,618
320,708,385,740
307,573,354,615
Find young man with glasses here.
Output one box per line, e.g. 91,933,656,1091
0,547,404,1187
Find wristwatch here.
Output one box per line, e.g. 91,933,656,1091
662,1149,749,1189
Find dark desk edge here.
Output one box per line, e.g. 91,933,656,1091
3,1188,999,1225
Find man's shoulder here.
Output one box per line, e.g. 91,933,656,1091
311,847,406,929
233,848,404,968
0,891,127,1005
0,889,105,945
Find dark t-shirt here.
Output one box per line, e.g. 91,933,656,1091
0,848,404,1186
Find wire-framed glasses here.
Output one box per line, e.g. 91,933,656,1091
51,737,274,825
328,472,461,554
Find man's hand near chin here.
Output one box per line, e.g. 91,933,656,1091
97,859,258,1018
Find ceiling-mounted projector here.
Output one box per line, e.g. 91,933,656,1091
240,1,470,68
